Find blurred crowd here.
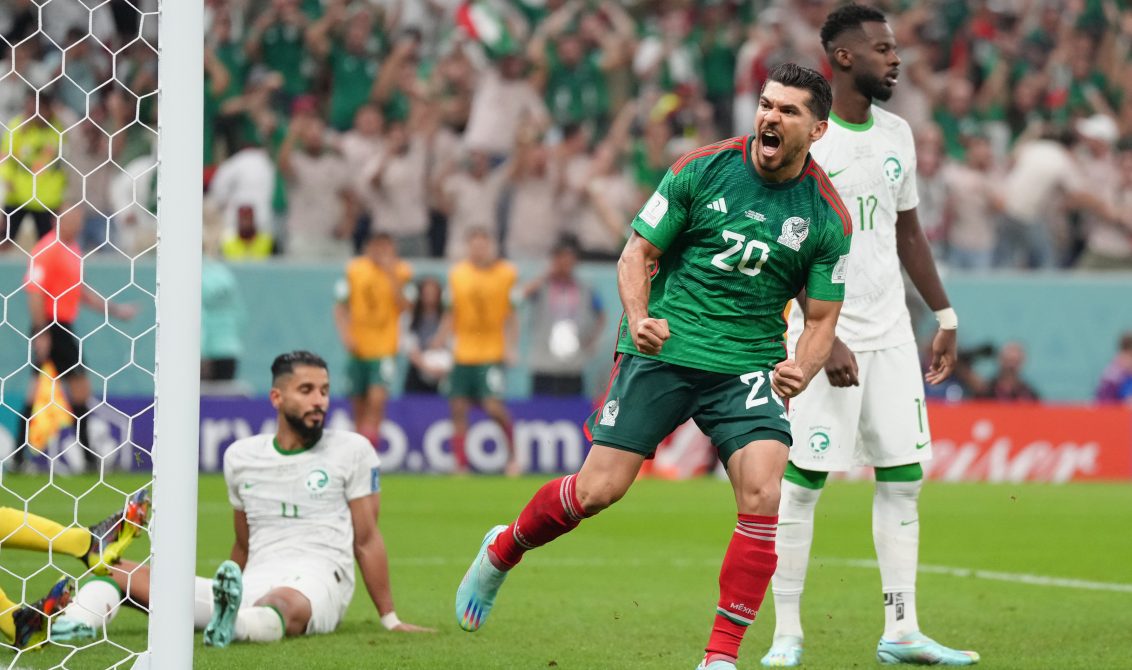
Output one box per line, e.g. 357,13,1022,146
1,0,1132,270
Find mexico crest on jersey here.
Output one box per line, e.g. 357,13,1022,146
777,217,810,251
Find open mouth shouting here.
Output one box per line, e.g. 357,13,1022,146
758,128,782,159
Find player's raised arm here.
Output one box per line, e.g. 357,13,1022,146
617,232,668,356
895,208,957,384
349,494,434,633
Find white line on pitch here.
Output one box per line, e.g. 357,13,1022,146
385,556,1132,594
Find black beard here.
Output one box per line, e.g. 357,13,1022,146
284,410,324,445
855,70,894,102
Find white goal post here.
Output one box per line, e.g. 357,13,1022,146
146,0,203,667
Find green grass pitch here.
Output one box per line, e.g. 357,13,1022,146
1,473,1130,668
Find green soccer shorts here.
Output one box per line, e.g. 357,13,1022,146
346,356,397,397
446,363,506,400
584,354,791,467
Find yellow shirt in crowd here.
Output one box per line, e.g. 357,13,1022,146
449,260,517,365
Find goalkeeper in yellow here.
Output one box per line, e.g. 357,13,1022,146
0,491,149,649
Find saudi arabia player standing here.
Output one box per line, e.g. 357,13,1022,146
761,5,977,668
55,351,432,645
455,63,852,670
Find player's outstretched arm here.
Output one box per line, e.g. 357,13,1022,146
229,510,249,569
349,494,435,634
617,232,669,355
774,297,843,399
895,209,957,384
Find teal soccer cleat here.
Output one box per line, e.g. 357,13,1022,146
203,560,243,648
877,632,980,665
455,525,509,632
761,635,804,667
49,615,96,644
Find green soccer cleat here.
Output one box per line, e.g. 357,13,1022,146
12,577,73,650
49,615,97,644
877,632,980,666
761,635,804,667
203,560,243,648
455,525,509,632
85,489,150,575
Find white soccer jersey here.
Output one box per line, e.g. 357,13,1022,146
224,430,382,588
790,105,919,351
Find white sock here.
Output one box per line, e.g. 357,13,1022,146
62,578,123,629
194,576,214,630
234,606,285,642
873,479,922,638
770,480,824,641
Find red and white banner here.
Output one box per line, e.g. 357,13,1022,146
921,403,1132,482
649,403,1132,483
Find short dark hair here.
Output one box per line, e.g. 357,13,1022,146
820,3,888,52
764,63,833,121
271,351,328,385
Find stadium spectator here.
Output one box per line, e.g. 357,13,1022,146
360,116,432,257
244,0,314,105
221,205,276,261
572,142,638,261
337,104,385,178
502,129,563,260
1071,115,1128,270
436,228,518,475
435,148,510,260
306,1,382,132
403,276,448,396
522,236,605,396
14,204,137,473
997,132,1080,269
941,133,1002,270
209,136,276,241
278,112,357,259
463,52,549,161
978,342,1041,402
334,232,412,447
913,123,947,256
1,93,66,251
61,112,115,252
1077,143,1132,271
1096,332,1132,404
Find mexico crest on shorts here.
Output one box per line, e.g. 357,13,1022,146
778,216,810,251
600,398,619,427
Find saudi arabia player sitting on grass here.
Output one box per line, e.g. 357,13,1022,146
55,351,433,646
0,492,149,649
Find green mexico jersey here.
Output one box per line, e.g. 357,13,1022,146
616,136,852,374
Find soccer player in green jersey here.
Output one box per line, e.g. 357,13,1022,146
455,63,853,670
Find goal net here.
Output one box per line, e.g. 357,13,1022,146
0,0,200,667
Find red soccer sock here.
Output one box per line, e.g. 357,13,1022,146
452,432,468,470
706,514,778,660
489,474,587,570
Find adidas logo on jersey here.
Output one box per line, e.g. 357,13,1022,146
706,197,728,213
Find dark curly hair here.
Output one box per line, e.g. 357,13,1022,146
820,3,888,52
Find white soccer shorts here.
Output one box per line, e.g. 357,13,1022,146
241,561,355,634
788,341,932,471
